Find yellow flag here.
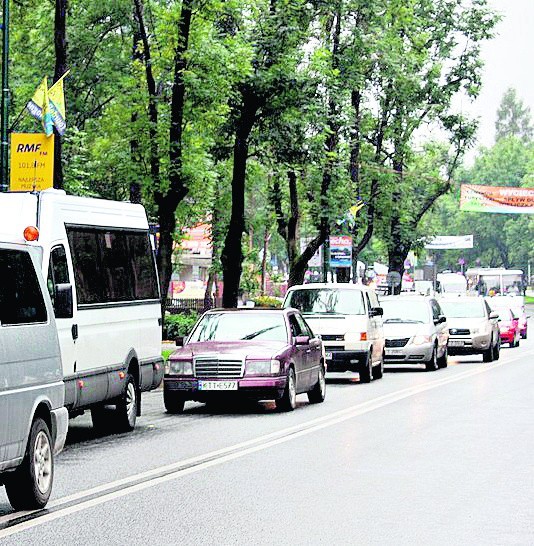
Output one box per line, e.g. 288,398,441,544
49,73,67,135
349,201,365,216
26,77,48,121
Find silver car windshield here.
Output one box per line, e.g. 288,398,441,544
440,300,485,318
381,300,430,324
286,289,365,315
189,313,288,342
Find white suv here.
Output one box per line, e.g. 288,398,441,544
283,283,385,382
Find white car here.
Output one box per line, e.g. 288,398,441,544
283,283,385,382
381,295,448,370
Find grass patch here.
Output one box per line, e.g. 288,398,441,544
525,295,534,305
162,349,174,361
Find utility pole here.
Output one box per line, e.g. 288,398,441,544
0,0,9,192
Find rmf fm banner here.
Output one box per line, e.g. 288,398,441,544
10,133,54,191
460,184,534,214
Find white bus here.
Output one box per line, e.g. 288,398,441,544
0,189,164,432
466,267,524,297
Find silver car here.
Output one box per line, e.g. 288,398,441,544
439,296,500,362
381,295,449,371
0,242,68,510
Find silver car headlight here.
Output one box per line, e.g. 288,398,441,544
246,359,281,375
411,335,432,345
169,360,193,375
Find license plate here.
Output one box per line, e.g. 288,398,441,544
198,381,238,391
386,349,404,356
325,352,333,360
448,340,464,347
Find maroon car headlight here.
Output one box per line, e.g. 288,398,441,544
246,359,281,375
168,360,193,375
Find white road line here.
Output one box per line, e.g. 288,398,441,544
1,348,532,539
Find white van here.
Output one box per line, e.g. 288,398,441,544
0,189,164,431
283,283,385,382
0,241,68,509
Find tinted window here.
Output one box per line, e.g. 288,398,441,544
47,245,70,305
189,312,287,342
288,315,303,338
0,249,47,325
67,227,159,305
286,289,365,315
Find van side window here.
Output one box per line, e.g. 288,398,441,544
66,227,159,305
365,293,372,314
0,249,47,325
47,245,70,303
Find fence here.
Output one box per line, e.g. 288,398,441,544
166,298,223,314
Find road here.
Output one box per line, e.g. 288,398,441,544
1,327,533,545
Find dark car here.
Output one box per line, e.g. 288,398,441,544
164,308,326,413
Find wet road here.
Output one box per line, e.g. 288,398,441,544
1,329,533,545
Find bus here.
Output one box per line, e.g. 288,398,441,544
466,267,524,297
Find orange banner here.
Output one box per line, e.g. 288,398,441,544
460,184,534,214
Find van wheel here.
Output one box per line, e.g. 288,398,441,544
359,352,372,383
308,365,326,404
164,391,185,414
373,352,384,379
5,418,54,510
115,374,138,432
276,368,297,412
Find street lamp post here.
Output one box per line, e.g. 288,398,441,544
0,0,9,192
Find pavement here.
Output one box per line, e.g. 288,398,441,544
1,318,533,545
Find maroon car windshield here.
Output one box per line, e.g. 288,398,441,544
188,313,288,343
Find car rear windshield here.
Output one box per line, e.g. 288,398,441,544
381,299,430,323
440,300,485,318
285,289,365,315
188,313,287,343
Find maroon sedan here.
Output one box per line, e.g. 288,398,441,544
164,308,326,413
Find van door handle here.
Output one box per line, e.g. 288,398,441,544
71,324,78,340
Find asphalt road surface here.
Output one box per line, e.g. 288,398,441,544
1,325,533,545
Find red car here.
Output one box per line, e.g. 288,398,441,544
164,308,326,413
498,308,521,348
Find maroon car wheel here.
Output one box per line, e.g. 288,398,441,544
276,368,297,412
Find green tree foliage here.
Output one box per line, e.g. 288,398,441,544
495,88,533,143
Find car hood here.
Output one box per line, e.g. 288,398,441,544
382,322,430,338
170,340,289,360
302,314,367,335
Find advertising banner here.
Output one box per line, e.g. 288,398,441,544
10,133,54,191
329,235,352,268
460,184,534,214
425,235,474,250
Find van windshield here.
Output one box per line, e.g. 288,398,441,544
285,289,365,315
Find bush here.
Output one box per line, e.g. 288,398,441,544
251,295,283,308
163,311,199,340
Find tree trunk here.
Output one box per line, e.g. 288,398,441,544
53,0,67,190
154,0,192,314
387,157,405,295
129,7,143,204
220,89,260,308
260,226,270,295
203,270,215,312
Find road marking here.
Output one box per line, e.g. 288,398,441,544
1,348,532,539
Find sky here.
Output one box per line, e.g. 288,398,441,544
462,0,534,152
